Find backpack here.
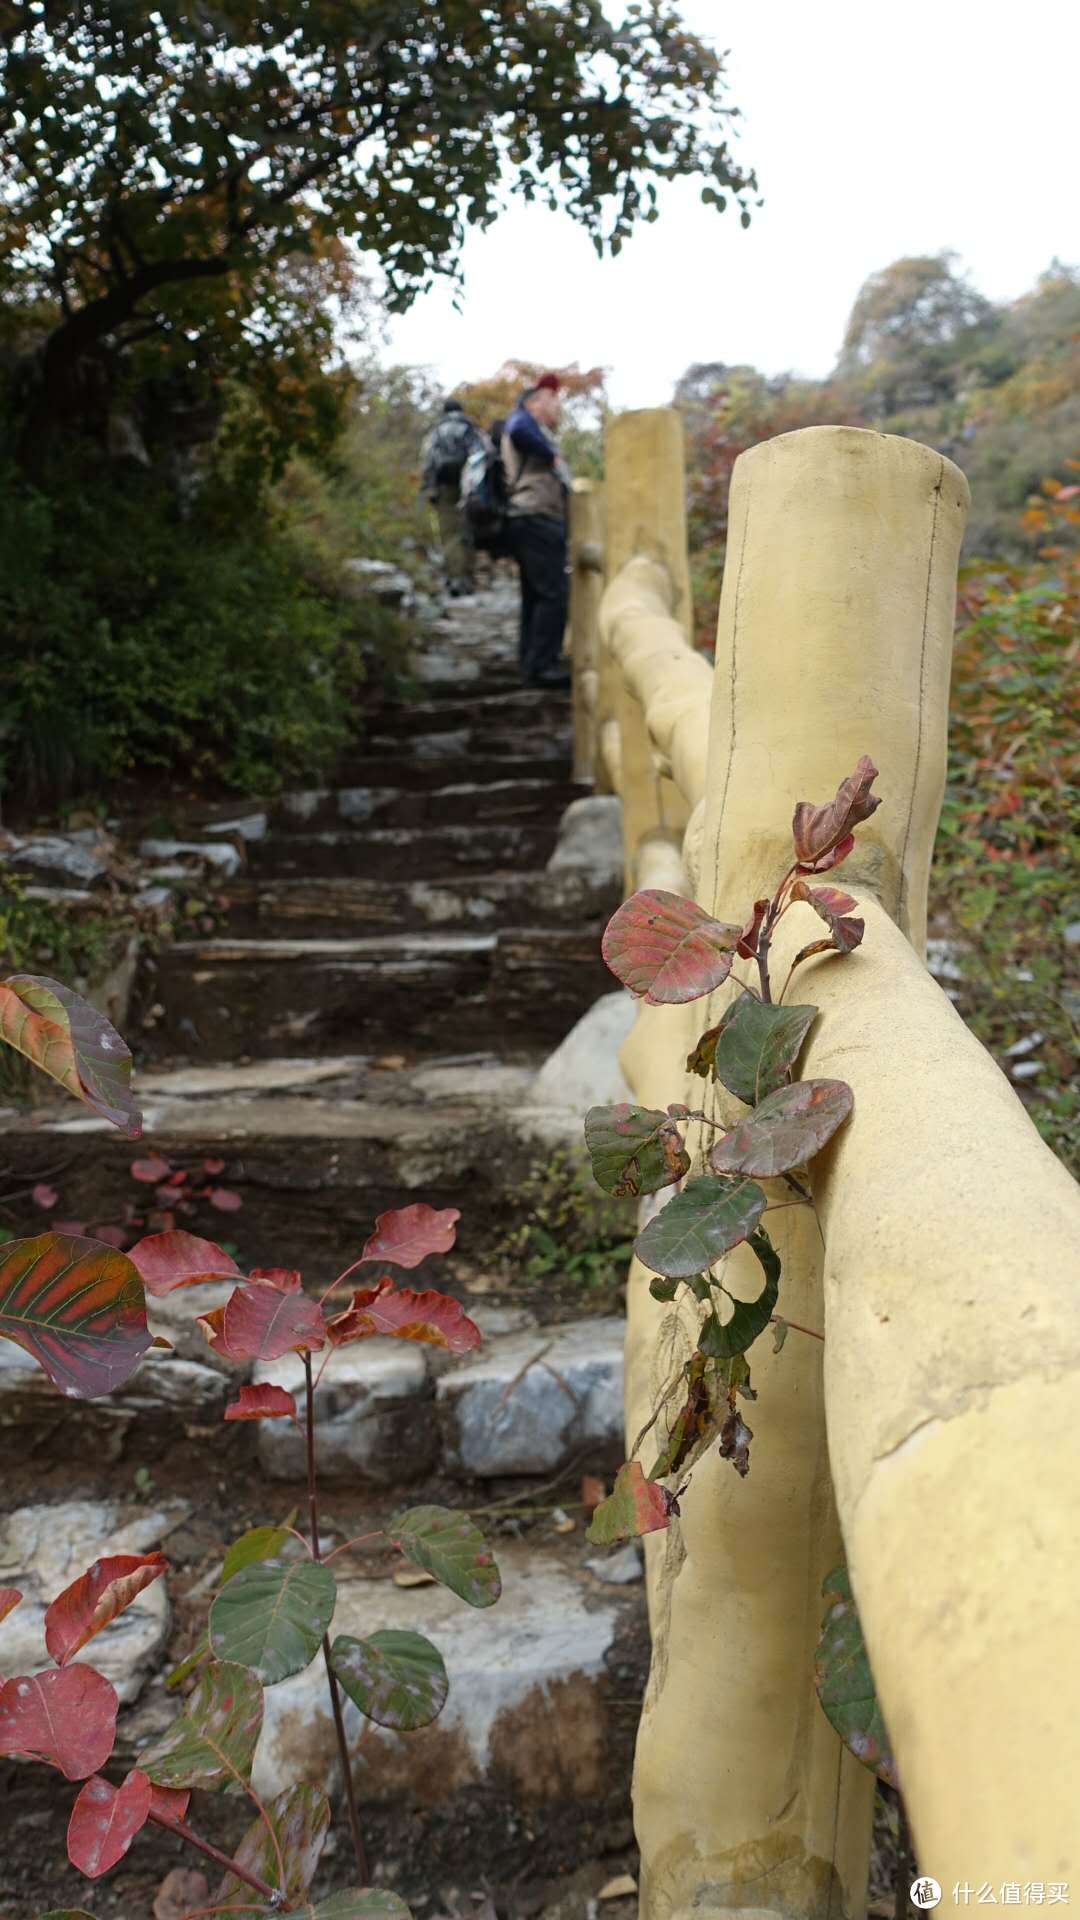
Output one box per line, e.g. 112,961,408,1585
459,434,522,553
427,412,479,486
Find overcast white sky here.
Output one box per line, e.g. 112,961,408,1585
378,0,1079,408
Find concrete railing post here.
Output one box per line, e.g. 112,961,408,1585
628,429,972,1919
603,409,695,895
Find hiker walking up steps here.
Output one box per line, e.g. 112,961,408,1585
421,396,481,596
503,372,572,690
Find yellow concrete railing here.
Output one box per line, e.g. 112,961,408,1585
568,409,1080,1918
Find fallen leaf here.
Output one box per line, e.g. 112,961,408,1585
374,1054,407,1070
392,1566,436,1589
599,1875,638,1900
552,1510,576,1535
208,1187,243,1213
153,1867,210,1920
31,1183,58,1210
581,1475,606,1511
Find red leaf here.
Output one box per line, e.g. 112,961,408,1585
602,890,742,1004
208,1187,242,1213
149,1783,190,1827
0,1232,152,1398
67,1768,152,1877
709,1078,854,1177
128,1230,240,1299
31,1183,58,1210
795,831,855,875
0,1664,118,1778
222,1282,325,1362
45,1552,168,1665
131,1157,172,1184
248,1267,302,1293
89,1224,129,1248
790,880,865,954
0,973,141,1136
792,757,880,866
361,1203,461,1269
195,1304,232,1358
586,1461,674,1544
326,1277,481,1353
224,1383,298,1422
0,1587,22,1625
736,899,769,960
203,1158,225,1175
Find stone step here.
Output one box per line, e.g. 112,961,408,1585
247,819,559,881
134,925,610,1061
269,776,583,834
219,866,618,939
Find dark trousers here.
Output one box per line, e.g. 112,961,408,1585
507,514,568,682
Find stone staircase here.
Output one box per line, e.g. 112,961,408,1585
0,580,646,1920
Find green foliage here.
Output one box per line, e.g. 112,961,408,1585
932,480,1080,1172
0,449,378,806
0,871,117,983
499,1147,635,1310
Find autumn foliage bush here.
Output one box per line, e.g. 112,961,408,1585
0,975,502,1917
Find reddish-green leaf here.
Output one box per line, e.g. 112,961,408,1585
587,1462,675,1544
0,1664,118,1779
331,1629,448,1731
736,898,769,959
224,1383,298,1422
0,1586,22,1625
139,1661,263,1792
209,1560,336,1685
790,880,864,954
0,1232,152,1397
216,1784,331,1912
67,1769,152,1878
45,1552,168,1665
584,1103,690,1198
712,996,818,1105
649,1366,720,1480
326,1279,480,1354
127,1230,240,1299
361,1204,460,1268
390,1506,500,1609
221,1282,326,1362
602,890,742,1004
0,973,141,1136
287,1897,411,1919
792,756,880,867
709,1079,854,1177
633,1175,767,1279
814,1566,897,1785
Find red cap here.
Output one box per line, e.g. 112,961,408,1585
534,372,561,393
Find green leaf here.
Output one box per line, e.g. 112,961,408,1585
389,1506,501,1609
167,1520,295,1690
587,1461,673,1544
139,1661,263,1792
287,1896,411,1919
216,1784,330,1912
37,1911,100,1918
584,1102,690,1197
709,1079,853,1177
697,1230,780,1359
633,1175,766,1279
209,1559,336,1685
814,1567,897,1786
331,1630,449,1731
648,1274,681,1302
712,996,818,1105
0,1232,151,1398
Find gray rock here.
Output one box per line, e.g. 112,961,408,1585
585,1544,644,1586
547,795,623,895
438,1318,625,1477
2,834,110,887
203,812,268,844
253,1343,433,1484
139,838,243,878
0,1341,232,1451
0,1498,188,1703
252,1541,623,1806
342,559,414,607
516,993,635,1145
1065,922,1080,947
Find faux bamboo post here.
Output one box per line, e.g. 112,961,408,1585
568,479,604,783
627,428,977,1918
603,410,694,894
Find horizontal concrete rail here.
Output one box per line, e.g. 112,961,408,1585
598,557,713,818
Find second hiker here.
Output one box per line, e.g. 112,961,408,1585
502,373,571,690
420,396,480,597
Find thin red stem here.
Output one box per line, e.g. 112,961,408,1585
304,1353,369,1886
324,1529,386,1564
148,1811,281,1905
318,1254,371,1307
770,1312,824,1343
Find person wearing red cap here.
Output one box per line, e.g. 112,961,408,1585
501,374,572,690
